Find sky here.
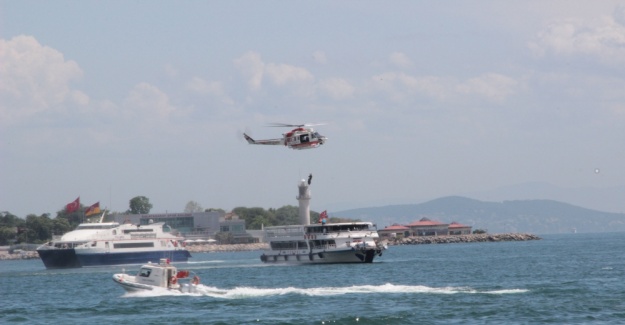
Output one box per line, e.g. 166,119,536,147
2,1,625,218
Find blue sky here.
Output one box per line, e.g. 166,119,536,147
2,1,625,217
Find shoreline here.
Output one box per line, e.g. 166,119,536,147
0,233,540,261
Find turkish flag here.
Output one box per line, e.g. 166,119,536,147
66,197,80,213
318,210,328,223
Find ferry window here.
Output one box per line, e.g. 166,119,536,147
139,268,151,277
297,241,308,249
270,241,296,250
114,242,155,249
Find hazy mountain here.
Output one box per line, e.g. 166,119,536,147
464,182,625,214
334,196,625,234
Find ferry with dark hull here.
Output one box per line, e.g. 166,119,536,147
261,222,386,264
37,220,190,269
260,175,386,264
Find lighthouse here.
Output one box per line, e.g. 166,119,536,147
297,174,312,225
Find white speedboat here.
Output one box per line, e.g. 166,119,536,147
112,258,200,293
261,222,386,264
37,219,191,269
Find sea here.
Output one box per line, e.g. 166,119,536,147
2,232,625,324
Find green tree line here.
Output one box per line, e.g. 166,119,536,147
1,196,357,245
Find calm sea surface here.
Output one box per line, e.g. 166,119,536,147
2,232,625,324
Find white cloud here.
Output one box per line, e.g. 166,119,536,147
312,50,327,64
370,72,446,103
265,63,313,86
233,51,265,91
370,72,518,104
185,77,235,106
318,78,355,100
389,52,413,69
186,77,224,96
0,35,85,125
456,73,518,102
123,82,176,121
233,51,315,98
528,10,625,64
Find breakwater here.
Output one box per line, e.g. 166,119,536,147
389,233,541,245
0,251,39,260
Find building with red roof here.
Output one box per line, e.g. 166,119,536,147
378,224,410,238
448,221,472,235
406,217,449,236
377,217,473,238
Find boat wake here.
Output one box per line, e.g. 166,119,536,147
122,283,528,298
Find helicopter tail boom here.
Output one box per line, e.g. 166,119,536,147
243,133,284,146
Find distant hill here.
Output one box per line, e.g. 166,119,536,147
333,196,625,234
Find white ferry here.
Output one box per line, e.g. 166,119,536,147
261,222,386,264
37,220,190,269
259,175,386,264
112,258,200,293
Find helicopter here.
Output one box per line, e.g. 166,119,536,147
243,123,328,150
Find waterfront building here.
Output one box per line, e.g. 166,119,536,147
379,217,473,238
378,224,411,239
448,221,472,235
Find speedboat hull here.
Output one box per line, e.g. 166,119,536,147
112,274,154,292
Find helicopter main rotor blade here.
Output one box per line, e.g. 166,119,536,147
265,122,326,128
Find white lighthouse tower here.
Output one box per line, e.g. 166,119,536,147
297,174,312,225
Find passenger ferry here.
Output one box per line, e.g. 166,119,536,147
37,220,190,269
261,221,386,264
260,176,386,264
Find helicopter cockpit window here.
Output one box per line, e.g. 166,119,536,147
312,132,320,139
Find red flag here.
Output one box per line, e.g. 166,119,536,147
318,210,328,223
66,197,80,213
85,202,101,216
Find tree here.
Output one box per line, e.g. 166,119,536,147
21,214,53,243
184,201,203,213
233,207,276,230
51,218,72,236
55,206,85,229
275,206,300,225
215,232,233,244
128,196,152,214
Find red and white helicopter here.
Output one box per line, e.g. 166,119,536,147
244,123,328,150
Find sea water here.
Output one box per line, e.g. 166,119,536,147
2,232,625,324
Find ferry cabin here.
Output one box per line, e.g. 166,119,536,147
264,222,379,255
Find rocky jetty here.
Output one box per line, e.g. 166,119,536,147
0,250,39,260
390,233,541,245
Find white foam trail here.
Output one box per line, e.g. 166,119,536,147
121,283,528,299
